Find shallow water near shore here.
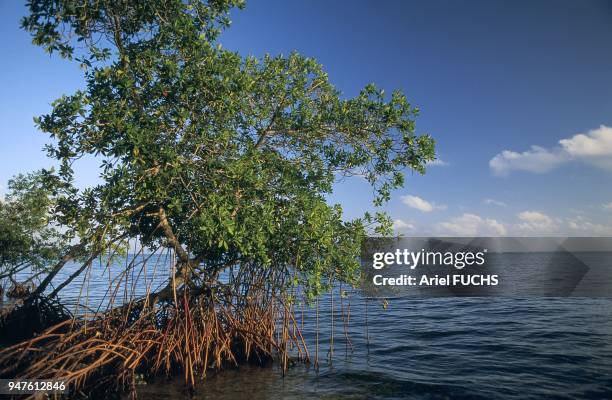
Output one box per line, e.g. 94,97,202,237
133,296,612,399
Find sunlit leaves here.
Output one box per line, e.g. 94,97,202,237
23,0,435,297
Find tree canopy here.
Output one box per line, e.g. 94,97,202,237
19,0,435,299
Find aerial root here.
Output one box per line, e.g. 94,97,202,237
0,287,306,397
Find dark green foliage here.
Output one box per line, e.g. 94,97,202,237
0,172,67,275
21,0,435,298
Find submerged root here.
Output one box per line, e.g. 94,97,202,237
0,285,306,398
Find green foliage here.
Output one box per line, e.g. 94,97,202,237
22,0,435,298
0,172,67,275
22,0,244,60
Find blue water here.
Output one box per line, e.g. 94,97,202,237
7,255,612,399
134,296,612,399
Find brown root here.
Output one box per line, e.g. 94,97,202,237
6,282,34,299
0,284,306,398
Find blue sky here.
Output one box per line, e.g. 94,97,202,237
1,0,611,236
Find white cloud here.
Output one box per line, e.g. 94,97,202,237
426,159,449,167
436,213,507,236
516,211,559,234
509,211,612,236
490,125,612,176
560,125,612,170
559,125,612,157
603,202,612,210
483,198,507,207
566,216,612,236
401,195,446,213
392,219,415,233
489,146,567,176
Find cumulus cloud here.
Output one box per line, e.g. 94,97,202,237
516,211,559,234
510,211,612,235
559,125,612,157
601,202,612,210
392,219,415,233
489,146,567,176
566,216,612,236
483,198,507,207
426,159,449,167
436,213,507,236
401,195,446,212
490,125,612,176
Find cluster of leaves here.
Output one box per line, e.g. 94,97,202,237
21,0,435,298
0,172,68,277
